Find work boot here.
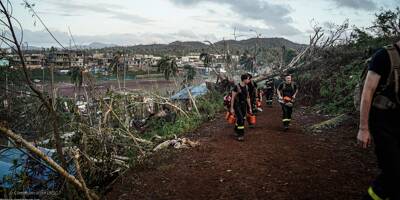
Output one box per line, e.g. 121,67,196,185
284,125,289,131
233,131,239,137
283,121,289,131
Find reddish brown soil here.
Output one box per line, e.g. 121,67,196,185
106,103,378,200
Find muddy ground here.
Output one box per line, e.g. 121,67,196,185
106,103,377,200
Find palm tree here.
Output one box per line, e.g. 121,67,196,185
108,52,122,89
69,66,83,100
240,51,255,72
182,64,196,86
199,52,212,69
70,67,83,88
156,56,178,80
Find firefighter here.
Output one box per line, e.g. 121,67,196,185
277,74,298,131
230,74,253,141
264,78,275,107
358,40,400,200
247,73,258,114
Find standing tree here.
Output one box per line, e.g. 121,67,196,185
240,51,255,72
182,64,196,86
108,52,123,90
156,56,178,80
199,51,213,70
69,66,83,99
371,7,400,37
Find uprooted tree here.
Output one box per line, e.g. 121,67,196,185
254,19,351,83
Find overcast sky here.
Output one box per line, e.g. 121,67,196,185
12,0,400,47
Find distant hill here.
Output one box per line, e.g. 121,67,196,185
86,42,118,49
21,38,307,55
100,37,307,55
215,38,306,52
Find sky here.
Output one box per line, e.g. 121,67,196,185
10,0,400,47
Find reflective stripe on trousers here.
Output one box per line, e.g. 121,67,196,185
368,187,388,200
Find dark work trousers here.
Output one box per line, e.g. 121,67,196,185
234,102,247,137
367,107,400,200
265,89,274,105
281,103,293,127
249,93,257,114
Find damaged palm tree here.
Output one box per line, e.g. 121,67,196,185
108,52,123,90
156,56,178,81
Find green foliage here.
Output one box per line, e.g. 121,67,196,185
199,52,213,68
296,72,312,82
108,53,122,74
156,56,178,80
295,7,400,115
317,63,363,114
145,91,224,139
183,64,196,85
239,51,255,72
69,67,83,87
284,48,297,65
371,7,400,37
196,91,224,120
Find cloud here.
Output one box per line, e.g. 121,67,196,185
170,0,301,36
329,0,377,11
42,0,152,24
15,29,218,47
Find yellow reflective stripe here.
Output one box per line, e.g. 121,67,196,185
368,187,384,200
237,126,245,129
282,119,291,122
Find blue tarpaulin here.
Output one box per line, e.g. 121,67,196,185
0,147,57,190
170,83,208,100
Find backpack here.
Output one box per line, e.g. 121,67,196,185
354,44,400,111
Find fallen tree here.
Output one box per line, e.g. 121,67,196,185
0,127,99,200
254,19,350,83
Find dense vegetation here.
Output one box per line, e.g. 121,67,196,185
294,7,400,115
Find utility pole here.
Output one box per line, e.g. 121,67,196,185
249,29,261,73
123,48,127,90
5,63,9,118
41,48,45,91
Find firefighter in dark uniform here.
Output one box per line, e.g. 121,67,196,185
230,74,253,141
277,74,298,130
247,73,258,114
264,78,275,107
358,41,400,200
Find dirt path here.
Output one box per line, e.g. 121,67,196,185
106,103,378,200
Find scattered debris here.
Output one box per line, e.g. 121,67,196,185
170,83,208,100
153,138,200,152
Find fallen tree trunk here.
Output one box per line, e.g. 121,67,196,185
73,150,92,200
0,126,99,200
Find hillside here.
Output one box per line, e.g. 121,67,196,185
101,37,306,55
